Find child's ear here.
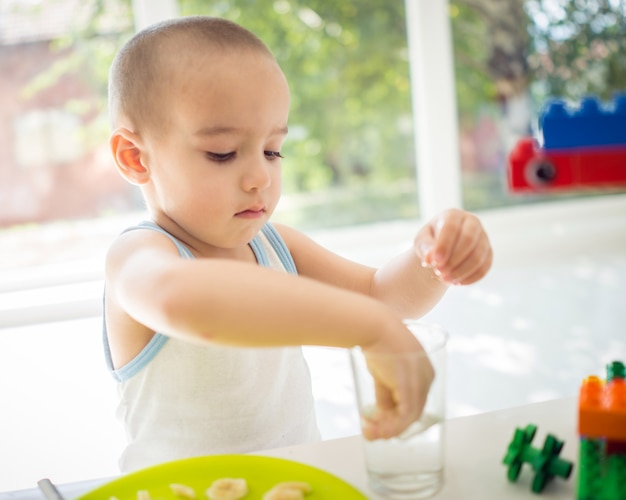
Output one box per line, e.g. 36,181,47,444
110,128,150,185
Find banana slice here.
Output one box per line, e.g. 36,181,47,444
262,481,312,500
205,478,248,500
170,483,197,499
137,491,151,500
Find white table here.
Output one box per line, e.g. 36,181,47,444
1,397,579,499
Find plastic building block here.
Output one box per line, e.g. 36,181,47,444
503,423,573,493
578,438,626,500
577,361,626,500
605,453,626,500
507,93,626,192
607,361,626,382
578,362,626,442
578,438,603,500
542,96,626,150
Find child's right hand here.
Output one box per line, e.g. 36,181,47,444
359,326,435,440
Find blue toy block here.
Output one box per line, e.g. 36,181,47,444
541,94,626,150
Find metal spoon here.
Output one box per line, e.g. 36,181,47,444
37,478,66,500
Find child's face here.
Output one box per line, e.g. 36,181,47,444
141,49,290,255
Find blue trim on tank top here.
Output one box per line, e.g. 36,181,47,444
260,223,297,274
104,221,294,382
109,333,169,382
248,236,269,267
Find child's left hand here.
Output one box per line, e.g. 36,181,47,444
414,208,492,285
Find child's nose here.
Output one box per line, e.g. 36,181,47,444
241,156,272,191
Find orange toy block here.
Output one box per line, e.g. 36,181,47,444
578,374,626,442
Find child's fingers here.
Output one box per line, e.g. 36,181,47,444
417,209,464,269
439,220,492,283
438,217,480,271
363,409,408,440
414,224,437,267
418,210,491,285
362,357,433,440
364,388,426,440
431,211,463,267
439,231,489,283
449,247,494,285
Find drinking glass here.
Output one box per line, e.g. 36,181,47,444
350,321,447,499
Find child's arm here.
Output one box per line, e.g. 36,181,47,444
277,208,492,318
107,230,410,349
373,208,493,315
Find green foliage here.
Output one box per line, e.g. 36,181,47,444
449,2,498,117
451,0,626,106
16,0,134,150
19,0,133,99
179,0,415,194
526,0,626,101
273,180,418,229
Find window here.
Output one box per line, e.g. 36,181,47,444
449,0,626,210
15,109,83,167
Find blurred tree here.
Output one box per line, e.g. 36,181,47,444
450,0,626,115
453,0,529,102
15,0,134,147
526,0,626,101
177,0,415,193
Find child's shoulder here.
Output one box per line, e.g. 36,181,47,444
105,222,185,275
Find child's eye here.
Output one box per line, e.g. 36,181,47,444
206,151,235,162
265,151,285,160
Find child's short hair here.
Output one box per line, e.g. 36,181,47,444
108,16,273,133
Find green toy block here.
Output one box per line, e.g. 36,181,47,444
578,438,604,500
503,423,573,494
607,360,625,382
604,453,626,500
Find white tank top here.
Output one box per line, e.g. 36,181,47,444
103,221,320,472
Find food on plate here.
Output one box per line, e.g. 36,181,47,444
262,481,313,500
170,483,197,498
128,476,312,500
205,478,248,500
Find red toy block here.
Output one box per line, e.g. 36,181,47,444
508,137,626,192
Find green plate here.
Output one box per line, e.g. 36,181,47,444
78,454,367,499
